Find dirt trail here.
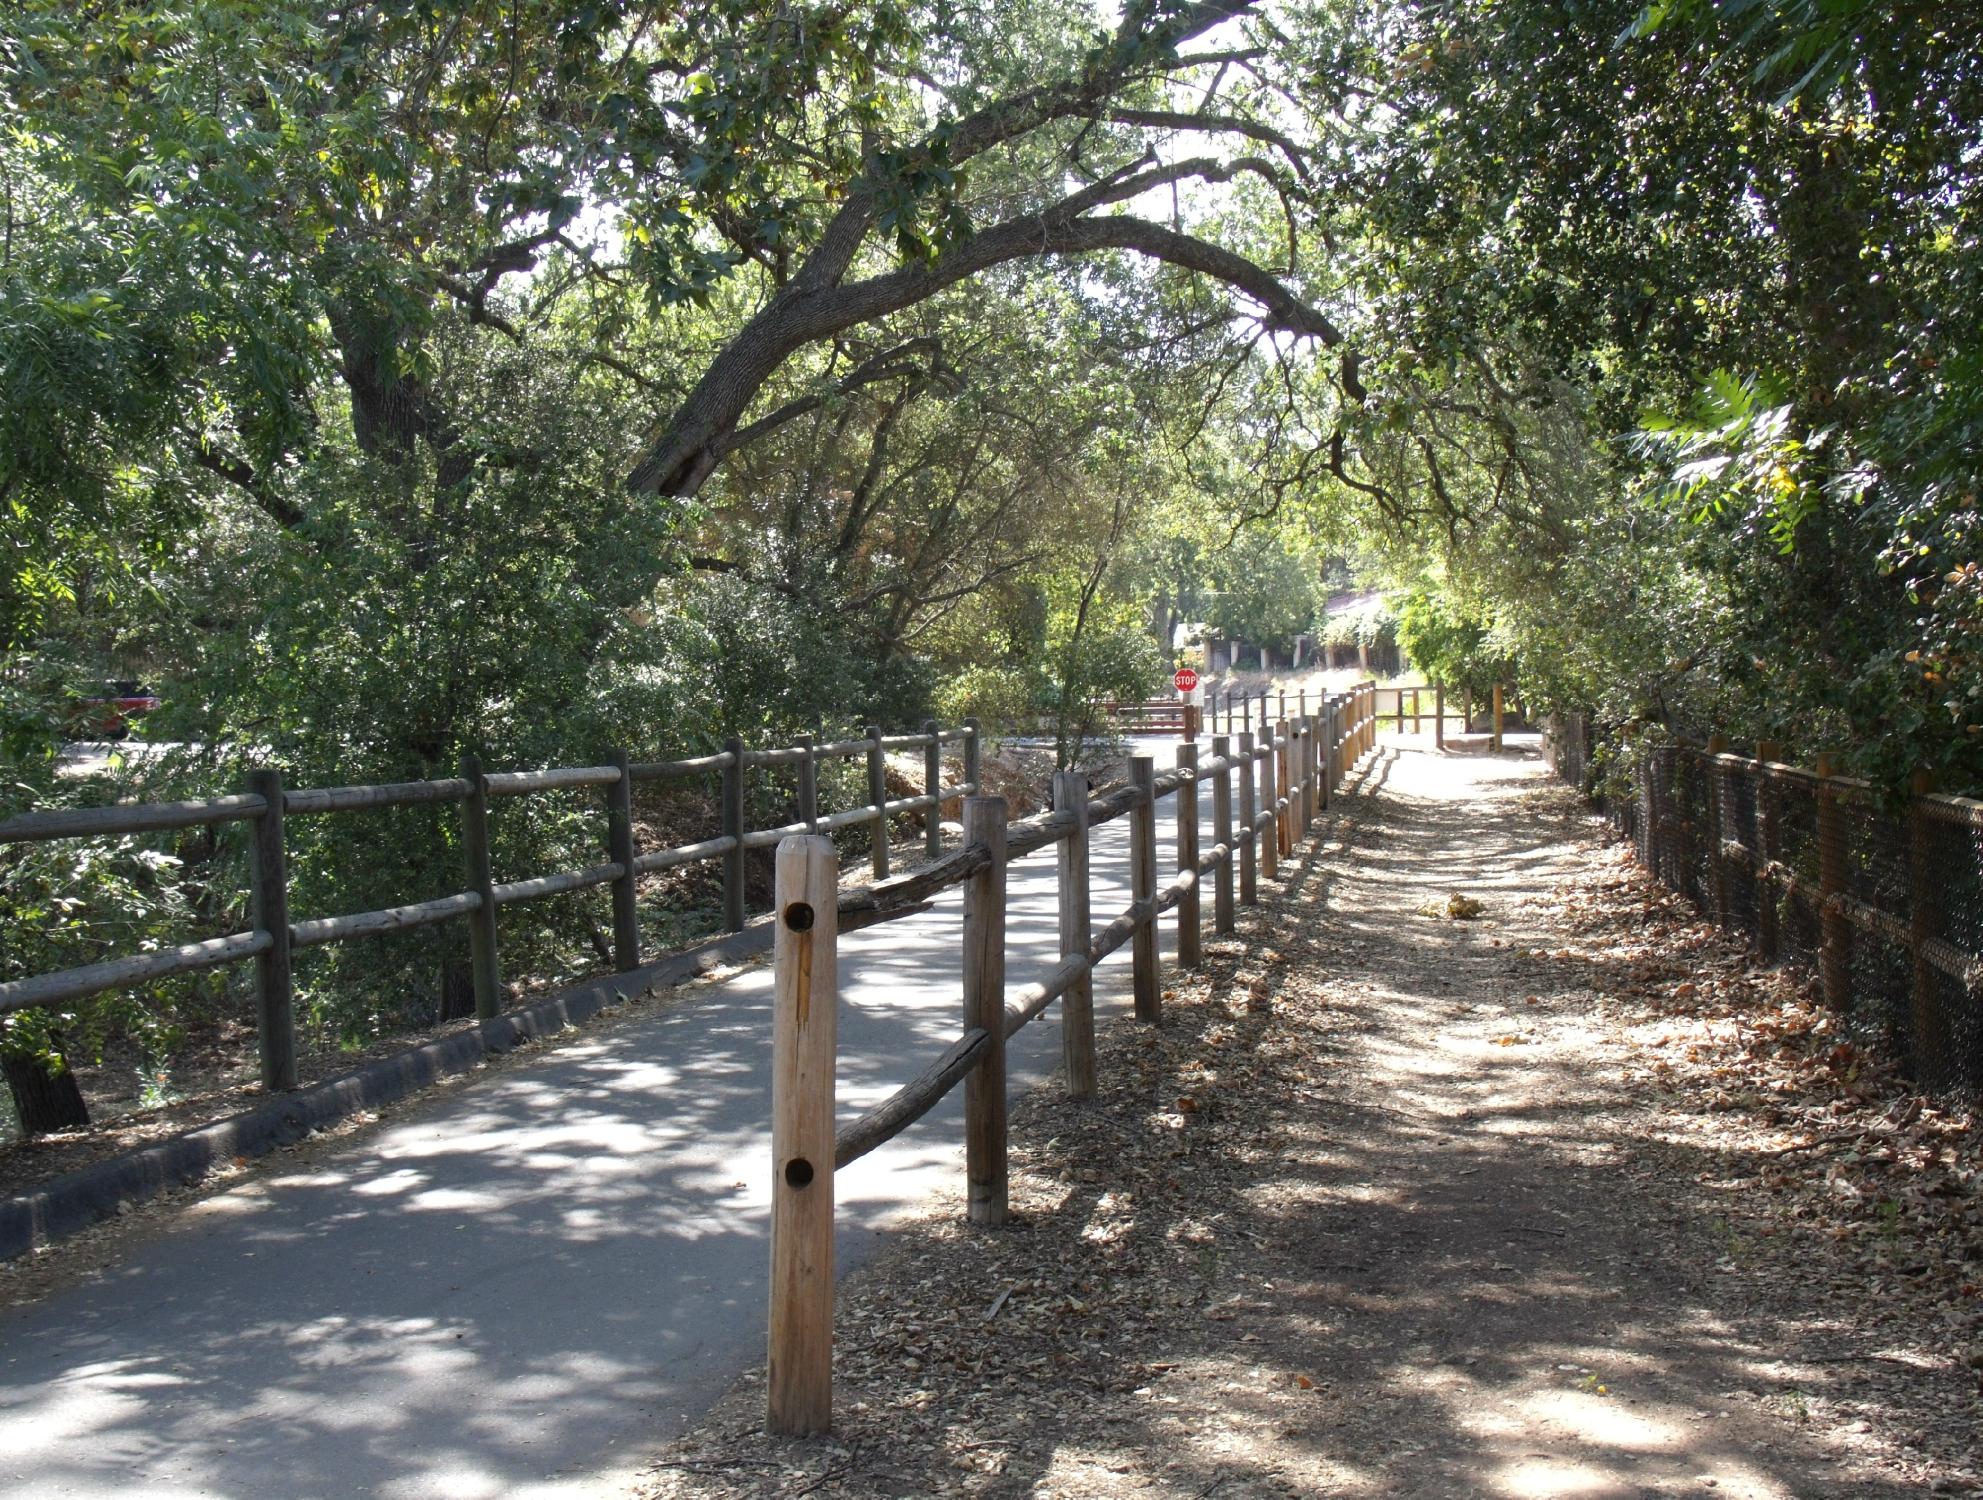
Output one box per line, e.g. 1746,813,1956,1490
638,739,1969,1500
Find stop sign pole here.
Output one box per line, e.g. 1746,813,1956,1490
1173,667,1200,740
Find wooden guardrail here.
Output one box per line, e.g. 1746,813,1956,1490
763,682,1379,1433
0,720,985,1092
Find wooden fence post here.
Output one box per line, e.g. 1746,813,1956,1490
247,768,297,1092
607,750,641,972
1319,706,1332,799
1276,721,1294,858
1054,771,1096,1099
768,834,839,1436
1815,751,1852,1015
1237,730,1258,906
1211,735,1235,935
1300,717,1314,826
1284,720,1301,836
798,733,819,831
964,717,982,794
867,725,890,879
1302,716,1318,825
1491,683,1505,751
1907,768,1950,1087
459,753,503,1019
1129,756,1161,1022
1704,734,1733,929
722,736,747,932
962,796,1008,1224
1754,742,1781,961
1258,726,1279,881
1327,707,1340,799
1241,693,1251,734
1177,741,1201,968
1435,684,1446,750
922,720,943,858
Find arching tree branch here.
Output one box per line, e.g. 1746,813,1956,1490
627,196,1344,497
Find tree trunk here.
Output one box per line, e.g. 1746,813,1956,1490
3,1049,91,1136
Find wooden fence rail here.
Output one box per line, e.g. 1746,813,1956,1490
764,683,1379,1434
0,719,987,1090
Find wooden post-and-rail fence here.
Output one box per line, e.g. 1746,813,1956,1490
765,682,1380,1435
0,721,987,1091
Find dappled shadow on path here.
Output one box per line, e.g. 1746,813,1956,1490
0,741,1215,1500
764,737,1923,1499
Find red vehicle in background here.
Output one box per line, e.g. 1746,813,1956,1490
67,681,161,741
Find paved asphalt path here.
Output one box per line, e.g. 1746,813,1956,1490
0,738,1237,1499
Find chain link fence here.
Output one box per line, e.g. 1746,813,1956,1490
1567,737,1983,1094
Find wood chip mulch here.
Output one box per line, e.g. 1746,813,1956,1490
632,743,1981,1500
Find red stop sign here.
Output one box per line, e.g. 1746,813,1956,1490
1173,667,1199,694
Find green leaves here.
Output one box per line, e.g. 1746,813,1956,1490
1637,370,1819,552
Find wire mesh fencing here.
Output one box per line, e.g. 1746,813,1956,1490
1578,742,1983,1095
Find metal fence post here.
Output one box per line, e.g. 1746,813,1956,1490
1754,744,1782,961
1907,768,1949,1087
1815,752,1852,1015
459,754,503,1018
1177,741,1201,968
1054,770,1095,1098
722,736,747,932
247,768,296,1091
1211,734,1235,935
1704,734,1731,929
767,834,839,1436
962,797,1008,1225
606,749,641,972
1129,756,1161,1022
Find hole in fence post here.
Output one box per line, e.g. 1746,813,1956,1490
784,1158,815,1189
784,901,815,932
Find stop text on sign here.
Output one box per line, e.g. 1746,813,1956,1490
1173,668,1199,694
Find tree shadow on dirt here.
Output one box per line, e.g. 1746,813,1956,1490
749,739,1939,1499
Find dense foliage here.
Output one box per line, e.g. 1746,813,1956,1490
3,0,1973,1126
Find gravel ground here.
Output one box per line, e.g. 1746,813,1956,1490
631,736,1980,1500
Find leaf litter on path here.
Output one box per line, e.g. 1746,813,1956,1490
631,745,1978,1500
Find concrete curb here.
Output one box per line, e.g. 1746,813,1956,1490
0,922,776,1262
